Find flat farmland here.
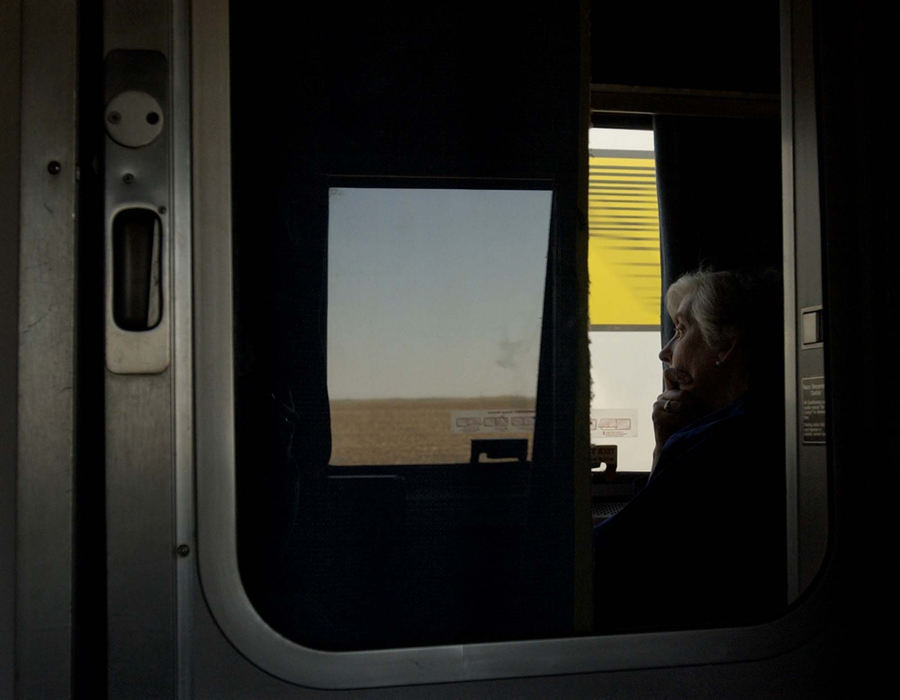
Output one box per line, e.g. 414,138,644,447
330,396,536,465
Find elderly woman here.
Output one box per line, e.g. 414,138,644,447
593,269,786,633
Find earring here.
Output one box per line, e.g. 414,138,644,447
715,360,723,367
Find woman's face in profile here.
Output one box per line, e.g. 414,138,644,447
658,301,720,404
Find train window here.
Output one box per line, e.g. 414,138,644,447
327,185,551,466
232,178,567,651
591,115,788,633
194,0,802,688
224,0,583,652
588,127,661,471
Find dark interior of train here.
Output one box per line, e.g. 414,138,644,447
228,1,785,650
2,0,892,694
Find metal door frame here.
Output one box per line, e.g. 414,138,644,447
191,0,831,690
15,0,78,696
8,0,833,694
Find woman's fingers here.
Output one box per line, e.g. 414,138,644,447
663,366,693,390
654,389,685,412
653,388,703,432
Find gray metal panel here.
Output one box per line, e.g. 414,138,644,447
103,1,179,697
105,374,176,697
783,0,829,597
780,0,801,603
191,0,832,690
170,1,195,698
16,0,78,696
103,49,171,374
103,0,169,54
0,0,22,696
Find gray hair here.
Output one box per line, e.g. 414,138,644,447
665,268,781,358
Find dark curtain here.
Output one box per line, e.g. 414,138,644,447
653,115,783,343
230,0,585,649
592,114,787,633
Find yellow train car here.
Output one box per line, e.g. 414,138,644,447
588,142,661,329
587,130,662,468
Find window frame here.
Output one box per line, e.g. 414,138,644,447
323,175,554,469
191,0,826,689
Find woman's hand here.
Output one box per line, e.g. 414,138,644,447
651,367,708,468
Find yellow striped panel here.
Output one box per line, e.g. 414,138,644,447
588,155,661,326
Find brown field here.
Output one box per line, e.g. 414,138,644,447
329,396,536,466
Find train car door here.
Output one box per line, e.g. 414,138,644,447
6,0,841,696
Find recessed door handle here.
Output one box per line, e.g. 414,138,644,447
103,50,170,374
105,205,169,374
112,207,162,331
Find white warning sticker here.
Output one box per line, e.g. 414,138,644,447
451,408,638,437
450,409,536,434
590,409,638,439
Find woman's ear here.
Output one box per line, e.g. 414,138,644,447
716,337,740,366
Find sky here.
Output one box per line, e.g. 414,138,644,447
326,187,551,399
589,127,654,151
